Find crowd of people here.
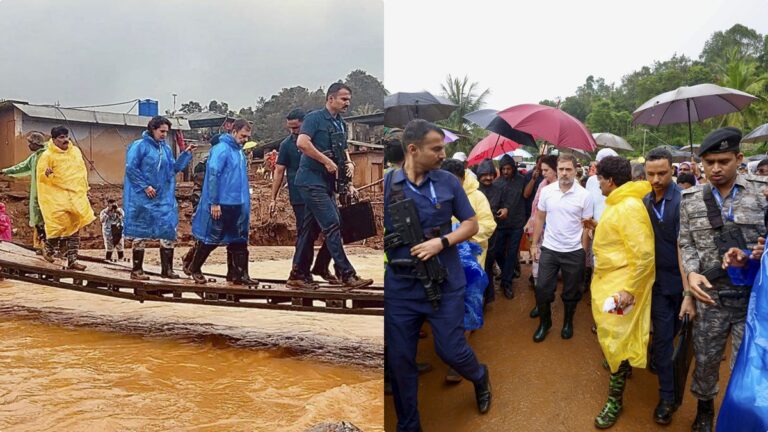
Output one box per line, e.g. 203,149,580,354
0,82,374,291
383,120,768,432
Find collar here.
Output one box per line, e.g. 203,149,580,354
323,108,342,122
392,168,438,187
734,174,749,189
557,180,578,195
649,182,681,203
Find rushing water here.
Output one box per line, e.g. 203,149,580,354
0,257,383,432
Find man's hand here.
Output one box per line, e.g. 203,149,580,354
679,296,696,320
686,272,716,304
345,161,355,178
530,245,540,262
145,186,157,199
410,238,443,261
582,218,597,231
324,160,338,174
211,204,221,220
268,200,277,215
185,144,198,153
496,208,508,220
723,247,748,269
45,168,53,177
532,168,540,180
349,184,360,200
751,237,765,261
616,290,635,309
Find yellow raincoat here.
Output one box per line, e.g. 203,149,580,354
591,180,655,373
454,170,496,267
36,139,95,238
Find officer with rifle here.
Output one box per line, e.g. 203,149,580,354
294,82,372,290
679,127,768,432
384,119,492,432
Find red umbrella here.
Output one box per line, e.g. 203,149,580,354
467,133,521,166
497,104,597,151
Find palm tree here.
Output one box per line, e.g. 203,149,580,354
714,48,768,129
440,75,491,133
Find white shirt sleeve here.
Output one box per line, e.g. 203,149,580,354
581,190,594,219
537,186,548,212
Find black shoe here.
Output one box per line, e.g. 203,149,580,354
417,362,433,374
561,302,577,339
533,302,552,342
529,305,539,318
503,284,514,299
130,249,150,281
528,274,535,288
231,250,259,287
474,365,491,414
692,399,714,432
654,399,677,425
160,248,180,279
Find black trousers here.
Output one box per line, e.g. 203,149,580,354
535,246,586,305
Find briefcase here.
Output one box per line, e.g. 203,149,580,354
672,313,694,407
339,200,377,243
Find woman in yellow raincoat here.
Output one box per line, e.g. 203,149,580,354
590,156,655,429
36,126,95,270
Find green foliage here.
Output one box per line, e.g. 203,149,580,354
439,74,490,133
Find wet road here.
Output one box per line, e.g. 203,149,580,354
384,266,733,431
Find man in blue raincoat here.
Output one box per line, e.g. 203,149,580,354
186,119,258,286
123,116,195,280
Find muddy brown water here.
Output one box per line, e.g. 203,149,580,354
384,265,734,432
0,248,384,431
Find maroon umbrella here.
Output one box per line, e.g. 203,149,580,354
497,104,597,151
467,133,521,167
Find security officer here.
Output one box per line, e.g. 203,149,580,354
385,119,491,431
679,127,767,432
294,82,372,290
643,147,694,424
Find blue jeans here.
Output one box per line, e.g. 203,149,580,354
494,227,524,286
290,203,332,279
296,185,354,278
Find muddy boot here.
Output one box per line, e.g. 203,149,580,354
311,268,342,285
691,399,714,432
160,248,180,279
286,278,319,290
182,243,198,276
131,249,150,280
561,302,577,339
117,250,125,261
231,249,259,287
473,364,492,414
594,361,630,429
66,237,86,271
341,273,373,291
42,238,57,263
105,251,113,261
533,302,552,343
190,243,216,284
529,304,539,318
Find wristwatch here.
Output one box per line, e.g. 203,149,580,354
440,236,450,249
683,290,692,297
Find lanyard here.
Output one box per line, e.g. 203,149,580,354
330,116,345,134
406,179,440,209
712,186,738,222
652,199,665,223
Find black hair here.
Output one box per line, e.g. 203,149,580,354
540,155,558,171
597,156,631,187
677,173,697,186
646,147,673,166
232,119,252,132
402,119,445,148
384,139,404,164
286,108,306,121
147,116,172,131
757,159,768,169
327,83,352,99
50,126,68,138
441,158,465,179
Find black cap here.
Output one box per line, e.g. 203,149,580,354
698,127,742,157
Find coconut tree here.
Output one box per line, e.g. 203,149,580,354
440,74,491,133
714,48,768,129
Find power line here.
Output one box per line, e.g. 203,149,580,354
62,99,140,110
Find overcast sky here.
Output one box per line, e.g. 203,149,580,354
0,0,383,114
384,0,768,110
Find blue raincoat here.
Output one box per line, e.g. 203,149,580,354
123,131,192,240
717,252,768,431
191,133,250,244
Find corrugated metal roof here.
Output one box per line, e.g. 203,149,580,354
11,103,190,130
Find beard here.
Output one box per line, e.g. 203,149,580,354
559,177,574,187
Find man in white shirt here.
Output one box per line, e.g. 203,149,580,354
530,154,594,342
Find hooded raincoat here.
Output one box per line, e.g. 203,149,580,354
123,131,192,240
1,147,45,227
456,171,496,267
0,203,12,241
592,180,655,373
36,140,95,238
191,133,250,245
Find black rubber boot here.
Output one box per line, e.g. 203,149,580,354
160,248,180,279
232,250,259,287
117,250,125,261
561,302,577,339
105,251,113,261
533,302,552,343
474,364,492,414
190,243,217,284
225,248,236,282
182,242,198,276
529,305,539,318
691,399,714,432
131,249,150,280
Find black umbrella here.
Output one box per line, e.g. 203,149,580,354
672,313,694,407
743,123,768,143
383,91,457,128
464,109,536,148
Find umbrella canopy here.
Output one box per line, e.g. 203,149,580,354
679,144,701,152
492,148,534,160
743,123,768,143
656,145,699,163
442,128,459,143
496,104,597,151
592,132,633,151
464,109,536,148
383,91,456,128
467,133,521,167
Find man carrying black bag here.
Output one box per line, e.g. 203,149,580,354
384,119,491,431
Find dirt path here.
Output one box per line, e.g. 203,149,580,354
384,264,733,431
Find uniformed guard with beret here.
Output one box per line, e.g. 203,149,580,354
679,126,767,432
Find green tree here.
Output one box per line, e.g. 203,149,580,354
180,100,203,113
700,24,764,66
714,52,768,129
439,74,490,133
344,69,387,113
